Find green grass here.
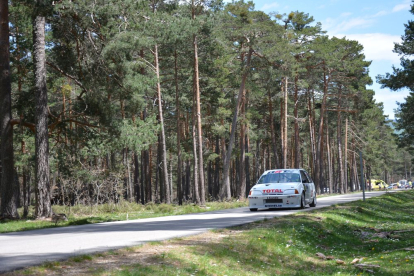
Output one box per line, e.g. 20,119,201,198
0,200,248,233
70,255,94,263
111,191,414,275
4,191,414,276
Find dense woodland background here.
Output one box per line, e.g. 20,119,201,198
0,0,413,219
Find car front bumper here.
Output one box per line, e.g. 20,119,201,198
248,194,302,209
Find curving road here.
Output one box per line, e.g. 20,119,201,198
0,191,388,273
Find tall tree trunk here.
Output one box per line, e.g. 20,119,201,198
367,165,371,191
268,88,280,168
214,136,220,198
22,167,29,217
337,88,344,194
33,13,51,218
134,153,140,203
352,140,358,191
192,94,200,204
21,141,29,211
254,139,260,182
331,137,336,193
208,160,212,198
315,68,330,193
344,118,348,193
290,135,294,169
141,109,151,204
174,51,182,205
140,152,145,204
349,148,354,192
124,148,133,201
0,0,19,219
185,159,191,200
307,88,316,178
219,47,253,200
326,127,333,194
238,89,246,200
156,136,161,202
148,146,153,202
192,2,205,206
282,77,288,168
245,130,251,195
294,75,300,168
231,160,235,195
154,44,170,203
169,154,173,199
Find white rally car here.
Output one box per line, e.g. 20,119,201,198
248,169,317,211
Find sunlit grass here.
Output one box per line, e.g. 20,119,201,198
5,191,413,276
111,190,414,276
70,255,93,263
0,200,248,233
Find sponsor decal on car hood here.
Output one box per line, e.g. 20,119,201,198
252,183,300,194
262,188,283,194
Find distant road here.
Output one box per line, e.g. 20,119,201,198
0,191,388,273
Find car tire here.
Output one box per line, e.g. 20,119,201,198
250,208,258,212
300,193,306,209
310,193,317,207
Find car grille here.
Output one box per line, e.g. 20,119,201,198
265,199,283,203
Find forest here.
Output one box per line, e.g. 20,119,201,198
0,0,412,219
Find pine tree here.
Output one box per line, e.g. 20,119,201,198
33,0,53,218
0,0,19,219
378,3,414,150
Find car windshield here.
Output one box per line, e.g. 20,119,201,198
257,172,301,184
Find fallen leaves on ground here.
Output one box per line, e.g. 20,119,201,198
351,258,362,264
336,259,345,265
316,252,326,259
354,263,380,269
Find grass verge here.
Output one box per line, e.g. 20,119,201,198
0,200,248,233
4,190,414,276
0,191,363,234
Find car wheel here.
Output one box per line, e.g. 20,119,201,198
300,193,306,209
250,208,258,212
310,193,317,207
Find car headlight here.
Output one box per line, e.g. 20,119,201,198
249,190,261,196
284,189,299,195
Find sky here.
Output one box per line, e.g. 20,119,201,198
250,0,413,119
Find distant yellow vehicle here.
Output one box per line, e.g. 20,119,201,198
371,179,387,190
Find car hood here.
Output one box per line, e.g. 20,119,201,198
250,183,301,195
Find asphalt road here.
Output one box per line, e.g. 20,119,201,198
0,191,388,273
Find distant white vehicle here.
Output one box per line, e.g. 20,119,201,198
248,169,317,211
399,180,407,188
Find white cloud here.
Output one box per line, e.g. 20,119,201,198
339,18,374,32
325,17,375,34
375,89,409,104
373,87,410,119
372,11,387,17
324,2,410,35
261,2,280,11
338,33,401,64
392,1,411,12
331,33,405,119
